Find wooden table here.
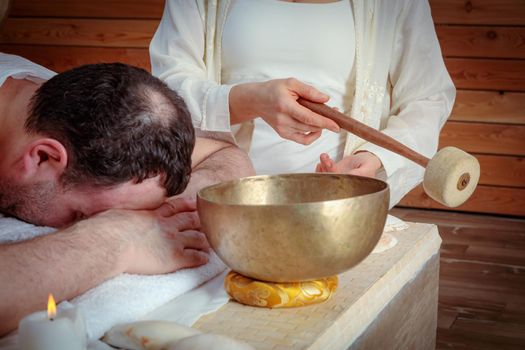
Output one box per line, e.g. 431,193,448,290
194,223,441,350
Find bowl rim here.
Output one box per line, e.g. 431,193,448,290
197,173,390,207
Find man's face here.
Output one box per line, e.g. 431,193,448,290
0,176,166,227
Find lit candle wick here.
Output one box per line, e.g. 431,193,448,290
47,294,57,321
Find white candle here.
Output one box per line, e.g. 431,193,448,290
18,295,86,350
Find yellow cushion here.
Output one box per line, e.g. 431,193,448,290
224,271,338,308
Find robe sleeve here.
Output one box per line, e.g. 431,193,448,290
355,0,456,208
149,0,233,132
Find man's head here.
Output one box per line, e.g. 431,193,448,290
0,63,195,227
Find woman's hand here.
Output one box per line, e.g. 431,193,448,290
229,78,340,145
315,152,382,178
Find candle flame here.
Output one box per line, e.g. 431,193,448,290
47,294,57,319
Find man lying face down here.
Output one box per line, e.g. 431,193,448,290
1,63,198,227
0,57,254,335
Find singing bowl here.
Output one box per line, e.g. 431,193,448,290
197,173,389,282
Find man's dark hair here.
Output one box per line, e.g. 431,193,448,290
25,63,195,196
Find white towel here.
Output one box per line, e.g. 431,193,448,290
0,214,226,341
0,215,56,243
141,269,231,326
67,252,226,340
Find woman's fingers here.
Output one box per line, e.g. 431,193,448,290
288,120,322,134
283,79,340,132
291,104,340,133
256,78,343,144
319,153,338,172
290,130,322,145
273,116,323,145
287,78,329,103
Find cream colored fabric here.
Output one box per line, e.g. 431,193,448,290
149,0,456,207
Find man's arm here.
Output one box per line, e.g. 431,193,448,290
0,200,207,336
178,134,256,198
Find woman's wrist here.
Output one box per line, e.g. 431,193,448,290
229,82,259,125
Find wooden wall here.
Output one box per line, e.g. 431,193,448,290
0,0,524,217
398,0,525,217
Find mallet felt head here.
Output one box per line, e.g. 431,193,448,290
423,147,480,207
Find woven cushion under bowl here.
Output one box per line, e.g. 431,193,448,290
224,271,338,308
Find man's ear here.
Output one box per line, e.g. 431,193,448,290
21,138,68,181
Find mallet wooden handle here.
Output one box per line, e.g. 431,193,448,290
297,98,430,168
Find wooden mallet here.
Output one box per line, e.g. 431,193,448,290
297,98,480,207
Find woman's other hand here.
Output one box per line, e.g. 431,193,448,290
315,152,382,178
229,78,340,145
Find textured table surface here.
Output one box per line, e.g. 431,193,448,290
194,222,441,349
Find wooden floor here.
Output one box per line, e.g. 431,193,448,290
391,208,525,350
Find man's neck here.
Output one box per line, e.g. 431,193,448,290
0,78,42,168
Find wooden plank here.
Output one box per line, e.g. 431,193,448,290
445,58,525,92
440,260,525,289
437,225,525,250
440,291,516,320
0,18,157,48
0,0,9,29
437,309,458,330
439,295,506,322
440,122,525,157
398,185,525,217
0,45,150,72
9,0,164,19
390,208,525,231
453,317,525,341
436,25,525,59
437,327,525,350
464,245,525,267
450,90,525,125
441,243,468,255
500,303,525,324
430,0,525,25
442,251,525,275
475,154,525,187
439,283,525,311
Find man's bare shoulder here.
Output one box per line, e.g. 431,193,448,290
1,76,40,89
0,77,41,99
194,129,235,143
192,134,234,168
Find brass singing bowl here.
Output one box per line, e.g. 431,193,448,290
197,174,389,282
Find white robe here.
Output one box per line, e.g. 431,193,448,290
149,0,456,207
